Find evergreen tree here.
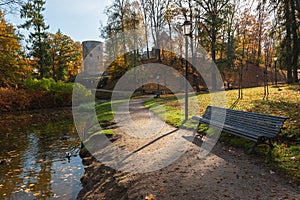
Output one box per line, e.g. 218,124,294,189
20,0,50,78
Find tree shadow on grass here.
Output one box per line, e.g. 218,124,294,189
287,84,300,92
247,99,300,184
250,99,299,116
249,99,299,139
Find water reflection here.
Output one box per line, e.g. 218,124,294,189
0,109,84,199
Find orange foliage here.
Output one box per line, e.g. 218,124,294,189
0,88,72,112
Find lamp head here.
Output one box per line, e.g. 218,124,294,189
183,20,192,36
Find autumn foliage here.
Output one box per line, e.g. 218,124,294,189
0,79,74,112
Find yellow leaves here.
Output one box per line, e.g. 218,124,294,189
24,188,31,193
0,12,25,87
7,150,17,156
145,194,156,200
6,171,13,175
12,168,23,173
29,183,35,188
33,191,41,197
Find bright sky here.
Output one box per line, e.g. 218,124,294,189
6,0,111,42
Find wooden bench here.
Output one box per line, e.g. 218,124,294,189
192,106,288,152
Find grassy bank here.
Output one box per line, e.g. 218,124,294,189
82,99,126,147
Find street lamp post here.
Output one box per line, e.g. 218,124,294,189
133,12,139,91
183,20,192,121
156,75,160,98
274,57,278,86
264,64,269,99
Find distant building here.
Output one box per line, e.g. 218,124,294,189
149,31,175,61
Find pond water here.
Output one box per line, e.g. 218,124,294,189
0,109,84,199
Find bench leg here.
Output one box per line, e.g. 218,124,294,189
261,138,275,149
248,138,274,154
248,143,258,154
194,122,204,139
268,138,274,149
194,122,200,135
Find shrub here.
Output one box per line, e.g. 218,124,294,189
0,88,31,112
23,78,73,94
23,78,55,91
0,78,82,112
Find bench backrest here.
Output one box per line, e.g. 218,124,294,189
203,106,288,138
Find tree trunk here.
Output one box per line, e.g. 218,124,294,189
291,0,299,82
211,3,217,91
295,0,300,20
38,25,44,78
141,0,150,59
285,0,293,83
257,2,264,66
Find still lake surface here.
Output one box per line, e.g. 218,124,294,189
0,109,84,199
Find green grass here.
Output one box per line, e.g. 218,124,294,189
144,84,300,184
84,99,127,143
95,101,114,126
145,95,184,127
78,101,113,146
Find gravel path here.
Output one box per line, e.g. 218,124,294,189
78,98,300,200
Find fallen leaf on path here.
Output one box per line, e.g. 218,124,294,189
33,191,41,196
145,194,155,200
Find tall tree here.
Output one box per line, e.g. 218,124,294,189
139,0,151,58
267,0,299,83
0,10,29,87
146,0,171,51
290,0,299,82
196,0,230,90
101,0,130,63
256,0,265,66
47,30,82,81
284,0,293,83
20,0,50,78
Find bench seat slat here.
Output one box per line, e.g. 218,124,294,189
204,113,286,128
200,116,283,136
201,115,283,131
201,106,286,132
205,106,287,121
203,110,286,125
199,113,284,133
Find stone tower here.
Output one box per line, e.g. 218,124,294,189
82,41,103,76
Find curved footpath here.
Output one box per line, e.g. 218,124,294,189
77,99,299,200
